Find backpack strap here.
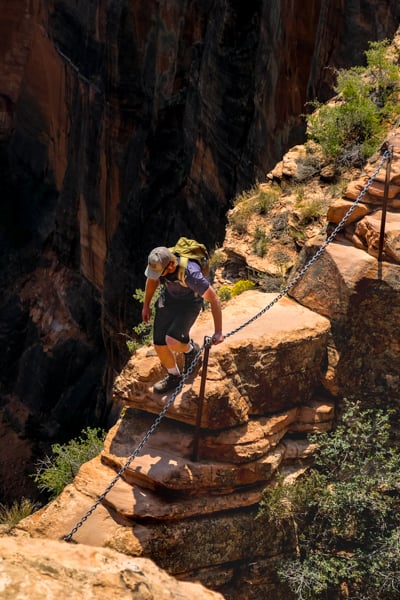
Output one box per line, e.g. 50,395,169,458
176,256,188,287
164,255,200,298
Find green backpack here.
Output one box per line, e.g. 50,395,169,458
169,237,210,286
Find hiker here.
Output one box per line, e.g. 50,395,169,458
142,246,224,394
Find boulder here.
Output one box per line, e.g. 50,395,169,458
0,534,223,599
114,291,331,423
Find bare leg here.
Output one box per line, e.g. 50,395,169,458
153,337,199,394
154,336,191,369
165,335,190,354
154,344,177,370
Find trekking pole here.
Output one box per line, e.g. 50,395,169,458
192,336,212,462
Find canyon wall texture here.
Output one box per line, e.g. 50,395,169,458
0,0,400,502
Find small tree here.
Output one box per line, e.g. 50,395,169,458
365,39,400,109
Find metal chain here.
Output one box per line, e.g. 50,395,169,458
225,148,392,340
63,346,203,541
64,148,391,541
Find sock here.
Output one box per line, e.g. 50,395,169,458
167,366,180,376
184,342,193,354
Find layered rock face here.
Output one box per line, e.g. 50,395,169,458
15,137,400,596
1,0,400,502
289,139,400,405
326,132,400,263
20,291,333,599
18,234,400,599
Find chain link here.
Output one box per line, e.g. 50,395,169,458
64,148,391,541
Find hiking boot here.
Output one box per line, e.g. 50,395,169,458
184,340,201,374
153,373,182,394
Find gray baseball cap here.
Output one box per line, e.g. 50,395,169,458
145,247,172,279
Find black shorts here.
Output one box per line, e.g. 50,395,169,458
153,297,202,345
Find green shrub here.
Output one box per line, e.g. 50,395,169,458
232,185,259,206
307,93,382,166
0,498,40,526
254,188,279,214
217,285,232,302
32,427,106,499
271,251,292,277
296,198,325,225
252,226,269,257
126,288,159,354
217,279,256,302
209,247,227,270
229,184,280,233
295,184,305,203
228,210,250,234
258,400,400,599
306,39,400,167
231,279,256,296
288,226,306,244
365,39,400,109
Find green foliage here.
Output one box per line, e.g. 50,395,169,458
288,226,307,244
365,39,400,109
307,93,381,166
306,39,400,167
231,279,256,295
126,288,159,354
295,198,326,225
271,251,293,278
295,185,305,202
328,177,348,199
232,184,260,207
258,471,321,529
258,400,400,599
217,284,232,302
254,188,280,214
32,427,106,499
0,497,40,526
252,226,269,257
228,184,280,233
217,279,256,302
208,247,227,270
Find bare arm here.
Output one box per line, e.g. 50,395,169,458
142,278,159,323
202,285,224,344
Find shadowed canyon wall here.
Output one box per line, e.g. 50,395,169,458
0,0,399,502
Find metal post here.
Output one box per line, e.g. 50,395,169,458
378,147,393,262
192,336,212,462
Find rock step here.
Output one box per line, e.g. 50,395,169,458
114,291,331,428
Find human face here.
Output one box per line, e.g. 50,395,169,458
161,260,176,276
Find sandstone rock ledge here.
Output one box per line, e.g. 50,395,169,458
0,534,224,600
19,291,334,599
